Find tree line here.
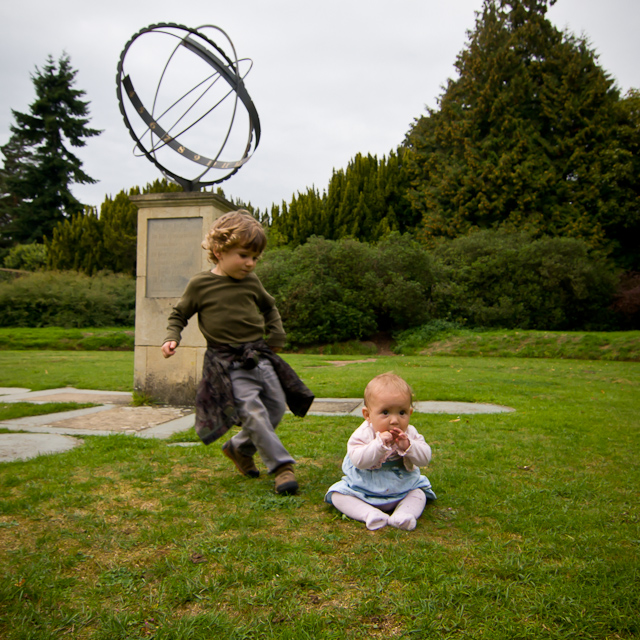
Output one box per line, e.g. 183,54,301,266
267,0,639,271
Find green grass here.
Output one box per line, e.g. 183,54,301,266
0,351,134,391
2,326,638,362
0,402,96,422
0,327,134,351
394,325,640,361
0,349,638,638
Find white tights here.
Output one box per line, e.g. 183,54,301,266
331,489,427,531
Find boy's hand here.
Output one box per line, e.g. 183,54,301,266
379,431,395,447
162,341,177,358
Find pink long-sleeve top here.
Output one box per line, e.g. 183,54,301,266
346,420,432,472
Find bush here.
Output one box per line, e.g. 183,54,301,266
611,272,640,330
371,233,433,330
257,234,434,345
429,230,619,330
0,271,135,327
3,243,48,271
258,238,377,345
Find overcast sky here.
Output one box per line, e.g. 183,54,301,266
1,0,638,214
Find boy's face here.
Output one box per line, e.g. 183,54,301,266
362,386,413,434
213,246,261,280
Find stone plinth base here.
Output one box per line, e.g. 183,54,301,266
131,191,235,405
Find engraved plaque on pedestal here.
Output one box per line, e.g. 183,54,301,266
146,217,202,297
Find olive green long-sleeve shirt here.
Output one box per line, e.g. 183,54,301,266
164,270,286,349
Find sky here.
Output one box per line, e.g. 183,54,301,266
1,0,639,215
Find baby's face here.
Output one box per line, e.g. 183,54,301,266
363,388,413,434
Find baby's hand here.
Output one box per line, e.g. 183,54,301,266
390,427,410,451
162,341,177,358
378,431,395,447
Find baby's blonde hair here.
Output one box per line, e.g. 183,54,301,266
202,210,267,263
364,372,413,408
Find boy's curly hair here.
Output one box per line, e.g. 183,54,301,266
202,210,267,263
364,372,414,408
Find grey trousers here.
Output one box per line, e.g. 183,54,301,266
228,359,294,473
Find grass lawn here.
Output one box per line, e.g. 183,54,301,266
0,351,134,392
393,326,640,361
0,347,638,638
0,327,134,351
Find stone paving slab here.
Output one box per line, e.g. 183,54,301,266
0,433,83,462
35,405,193,433
308,399,363,416
0,387,515,462
0,388,30,397
307,399,515,416
0,387,132,405
0,406,194,438
414,401,515,414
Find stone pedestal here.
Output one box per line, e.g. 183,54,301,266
131,192,235,405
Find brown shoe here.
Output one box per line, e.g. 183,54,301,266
222,441,259,478
274,463,298,495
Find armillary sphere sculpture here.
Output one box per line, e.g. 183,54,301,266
116,23,261,191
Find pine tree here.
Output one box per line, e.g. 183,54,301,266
0,133,34,249
3,54,101,244
404,0,639,268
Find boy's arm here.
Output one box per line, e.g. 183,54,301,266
255,276,286,348
162,283,198,357
263,307,286,349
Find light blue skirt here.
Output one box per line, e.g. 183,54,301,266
325,454,436,507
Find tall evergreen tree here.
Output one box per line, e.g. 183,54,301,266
2,54,101,244
268,149,412,246
404,0,639,268
0,133,34,249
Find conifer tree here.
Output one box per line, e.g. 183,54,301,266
267,149,412,247
101,191,138,274
3,54,101,244
46,206,104,274
0,133,34,249
46,179,182,275
404,0,639,268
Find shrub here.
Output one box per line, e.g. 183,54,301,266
611,272,640,330
429,230,618,330
257,234,434,345
0,271,135,327
3,243,48,271
258,238,377,345
371,233,433,330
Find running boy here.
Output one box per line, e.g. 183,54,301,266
325,373,436,530
162,210,314,495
